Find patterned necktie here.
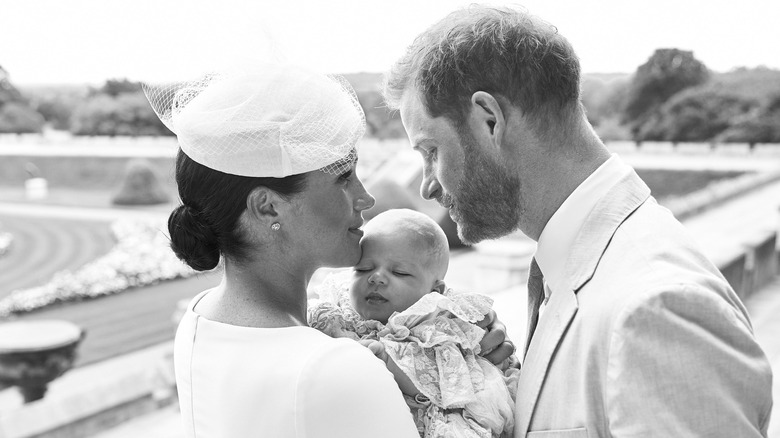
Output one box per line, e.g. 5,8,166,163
524,257,545,358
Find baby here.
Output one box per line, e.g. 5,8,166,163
309,209,519,438
349,207,449,324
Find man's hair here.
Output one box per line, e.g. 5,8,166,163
384,5,581,133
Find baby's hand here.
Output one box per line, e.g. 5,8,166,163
358,339,388,361
358,339,422,397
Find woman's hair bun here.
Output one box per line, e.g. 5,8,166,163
168,204,221,271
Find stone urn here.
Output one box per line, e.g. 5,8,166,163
0,320,85,403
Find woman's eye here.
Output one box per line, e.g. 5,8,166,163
393,271,410,277
354,267,370,273
339,169,354,182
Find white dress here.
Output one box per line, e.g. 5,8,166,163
174,290,419,437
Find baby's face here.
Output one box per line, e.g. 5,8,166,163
349,231,440,323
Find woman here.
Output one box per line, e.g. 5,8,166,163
145,63,511,437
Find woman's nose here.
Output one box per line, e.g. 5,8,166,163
354,179,376,212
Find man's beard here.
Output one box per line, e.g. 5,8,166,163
447,130,522,245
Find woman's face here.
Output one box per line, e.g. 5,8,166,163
287,162,375,269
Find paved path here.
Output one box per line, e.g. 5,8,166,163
11,274,220,367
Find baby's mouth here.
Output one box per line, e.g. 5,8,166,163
365,292,388,304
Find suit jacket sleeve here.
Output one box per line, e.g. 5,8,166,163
606,283,773,437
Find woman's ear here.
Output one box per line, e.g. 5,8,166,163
468,91,506,150
431,280,446,295
246,187,280,226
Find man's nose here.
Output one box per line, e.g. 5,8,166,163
420,170,442,201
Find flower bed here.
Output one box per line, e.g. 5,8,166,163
0,219,194,317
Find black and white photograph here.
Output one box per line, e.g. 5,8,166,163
0,0,778,436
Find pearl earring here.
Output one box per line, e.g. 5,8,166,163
271,222,281,231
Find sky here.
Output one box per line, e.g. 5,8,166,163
2,0,779,86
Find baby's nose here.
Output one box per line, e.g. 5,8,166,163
368,272,386,285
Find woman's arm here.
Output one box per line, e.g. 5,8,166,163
359,339,423,398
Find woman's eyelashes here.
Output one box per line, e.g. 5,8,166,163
338,169,354,182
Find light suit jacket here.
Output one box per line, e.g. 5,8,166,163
514,170,773,437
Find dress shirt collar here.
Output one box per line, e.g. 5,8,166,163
535,154,632,296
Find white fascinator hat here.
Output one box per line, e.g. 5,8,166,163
143,63,365,177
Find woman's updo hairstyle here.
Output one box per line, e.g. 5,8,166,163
168,150,307,271
143,63,367,270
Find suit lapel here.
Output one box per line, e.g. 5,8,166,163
515,286,578,436
514,170,651,437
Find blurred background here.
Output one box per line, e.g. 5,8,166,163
0,1,779,437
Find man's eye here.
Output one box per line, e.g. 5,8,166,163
393,271,410,277
354,267,370,273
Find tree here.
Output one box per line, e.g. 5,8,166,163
0,65,45,133
70,91,173,136
0,102,45,133
581,76,629,127
0,65,24,106
717,92,780,144
636,88,757,142
98,79,143,97
32,94,78,130
623,49,710,138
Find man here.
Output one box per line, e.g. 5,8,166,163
384,5,773,437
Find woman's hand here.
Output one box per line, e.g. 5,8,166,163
359,339,422,397
477,309,518,370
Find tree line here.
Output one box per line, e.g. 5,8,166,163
2,50,780,144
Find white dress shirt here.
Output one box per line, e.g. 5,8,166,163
535,154,632,317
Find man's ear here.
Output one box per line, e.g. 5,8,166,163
431,280,446,295
246,186,281,226
468,91,506,150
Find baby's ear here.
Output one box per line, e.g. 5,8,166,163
431,280,446,294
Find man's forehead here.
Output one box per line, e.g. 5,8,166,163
399,88,426,125
399,92,446,149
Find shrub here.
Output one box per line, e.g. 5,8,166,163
112,159,171,205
